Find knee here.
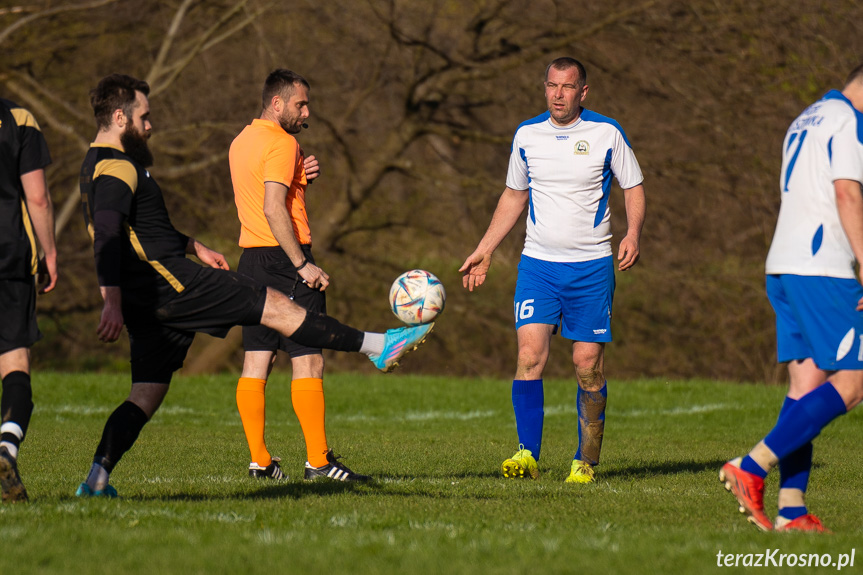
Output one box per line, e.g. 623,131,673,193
828,371,863,410
840,386,863,411
575,365,604,390
517,348,546,376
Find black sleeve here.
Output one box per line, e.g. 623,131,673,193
93,209,125,287
92,175,133,215
17,113,51,175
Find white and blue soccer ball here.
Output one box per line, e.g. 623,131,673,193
389,269,446,325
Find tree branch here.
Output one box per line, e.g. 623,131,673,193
412,0,658,104
0,0,118,45
147,0,266,97
147,0,197,90
156,151,228,179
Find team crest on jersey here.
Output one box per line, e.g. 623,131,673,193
574,140,590,155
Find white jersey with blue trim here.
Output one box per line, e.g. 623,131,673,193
766,90,863,279
506,109,643,263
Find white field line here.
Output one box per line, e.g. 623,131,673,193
336,403,737,423
339,409,497,423
42,404,212,417
42,402,738,424
545,402,738,417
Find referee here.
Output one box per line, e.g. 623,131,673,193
230,69,368,482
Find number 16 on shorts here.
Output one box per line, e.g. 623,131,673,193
515,299,535,322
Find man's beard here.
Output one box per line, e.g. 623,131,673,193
120,124,154,167
278,112,301,134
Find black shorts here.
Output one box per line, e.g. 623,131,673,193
124,264,267,384
0,277,40,354
237,246,326,358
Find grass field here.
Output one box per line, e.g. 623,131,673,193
1,372,861,574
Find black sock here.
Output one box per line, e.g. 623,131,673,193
93,401,149,472
1,371,33,449
290,312,364,352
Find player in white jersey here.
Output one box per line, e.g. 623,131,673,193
460,57,646,483
720,63,863,533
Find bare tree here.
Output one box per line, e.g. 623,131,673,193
2,0,860,380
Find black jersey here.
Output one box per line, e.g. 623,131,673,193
0,98,51,279
79,143,197,307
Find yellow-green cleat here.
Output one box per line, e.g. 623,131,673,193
565,459,595,484
501,447,539,479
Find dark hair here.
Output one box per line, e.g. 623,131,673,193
545,57,587,88
262,69,310,110
90,74,150,130
846,62,863,87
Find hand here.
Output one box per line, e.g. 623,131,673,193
191,239,230,270
304,154,321,183
37,252,58,294
459,250,492,292
97,287,124,343
857,270,863,311
617,235,640,271
299,262,330,291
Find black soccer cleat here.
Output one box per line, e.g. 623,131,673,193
304,450,371,482
248,457,286,481
0,446,28,503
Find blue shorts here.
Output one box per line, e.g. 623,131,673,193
514,255,614,342
766,274,863,370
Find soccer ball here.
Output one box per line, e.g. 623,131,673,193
389,270,446,325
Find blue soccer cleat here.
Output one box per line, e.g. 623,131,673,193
76,482,118,498
369,323,434,373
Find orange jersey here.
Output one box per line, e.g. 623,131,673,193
229,119,310,247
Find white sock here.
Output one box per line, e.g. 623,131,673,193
359,332,385,356
86,463,110,491
0,422,23,459
0,441,18,459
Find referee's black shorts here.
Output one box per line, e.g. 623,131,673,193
237,245,326,358
0,277,41,354
125,263,267,384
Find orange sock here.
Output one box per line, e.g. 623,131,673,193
291,377,329,467
236,377,270,467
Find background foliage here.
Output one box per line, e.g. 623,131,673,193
3,0,863,382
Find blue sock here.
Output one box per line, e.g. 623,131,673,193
512,379,544,459
764,382,846,461
777,396,812,519
740,455,768,478
779,506,808,521
574,382,607,466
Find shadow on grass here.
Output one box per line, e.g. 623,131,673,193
56,481,369,503
61,475,507,502
62,458,784,503
602,458,825,481
404,470,502,480
161,481,367,501
602,458,729,480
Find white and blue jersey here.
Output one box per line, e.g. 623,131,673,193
766,90,863,278
506,109,643,263
765,90,863,369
